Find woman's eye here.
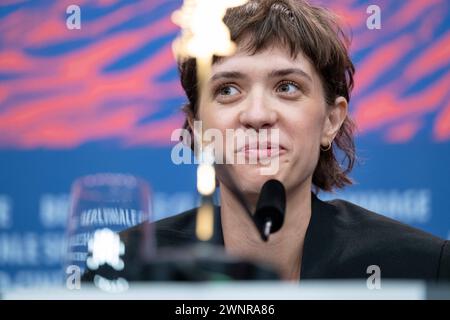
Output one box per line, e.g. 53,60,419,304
218,85,240,96
276,81,299,94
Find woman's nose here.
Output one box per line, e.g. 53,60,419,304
239,94,278,130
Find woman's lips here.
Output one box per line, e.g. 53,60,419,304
238,145,287,161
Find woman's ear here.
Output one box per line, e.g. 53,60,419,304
321,96,348,146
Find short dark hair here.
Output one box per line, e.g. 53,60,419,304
178,0,356,192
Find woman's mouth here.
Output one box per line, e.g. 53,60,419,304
238,143,287,162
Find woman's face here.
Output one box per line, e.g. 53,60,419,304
196,44,347,198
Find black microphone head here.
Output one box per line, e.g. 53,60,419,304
254,179,286,235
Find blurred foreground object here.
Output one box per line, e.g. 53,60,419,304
66,173,153,276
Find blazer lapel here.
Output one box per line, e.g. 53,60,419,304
300,193,342,279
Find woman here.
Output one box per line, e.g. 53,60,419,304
140,0,449,281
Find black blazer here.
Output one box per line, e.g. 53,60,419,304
150,193,450,281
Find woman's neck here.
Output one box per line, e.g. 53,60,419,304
219,180,312,281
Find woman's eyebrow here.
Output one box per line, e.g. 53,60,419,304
210,71,247,82
209,68,312,83
268,68,313,83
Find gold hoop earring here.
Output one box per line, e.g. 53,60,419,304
320,140,332,152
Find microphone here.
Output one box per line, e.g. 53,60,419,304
214,164,286,242
253,179,286,242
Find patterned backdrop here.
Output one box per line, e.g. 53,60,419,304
0,0,449,288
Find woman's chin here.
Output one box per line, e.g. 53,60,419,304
217,163,288,195
236,172,281,193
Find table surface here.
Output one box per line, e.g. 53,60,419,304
3,280,445,300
